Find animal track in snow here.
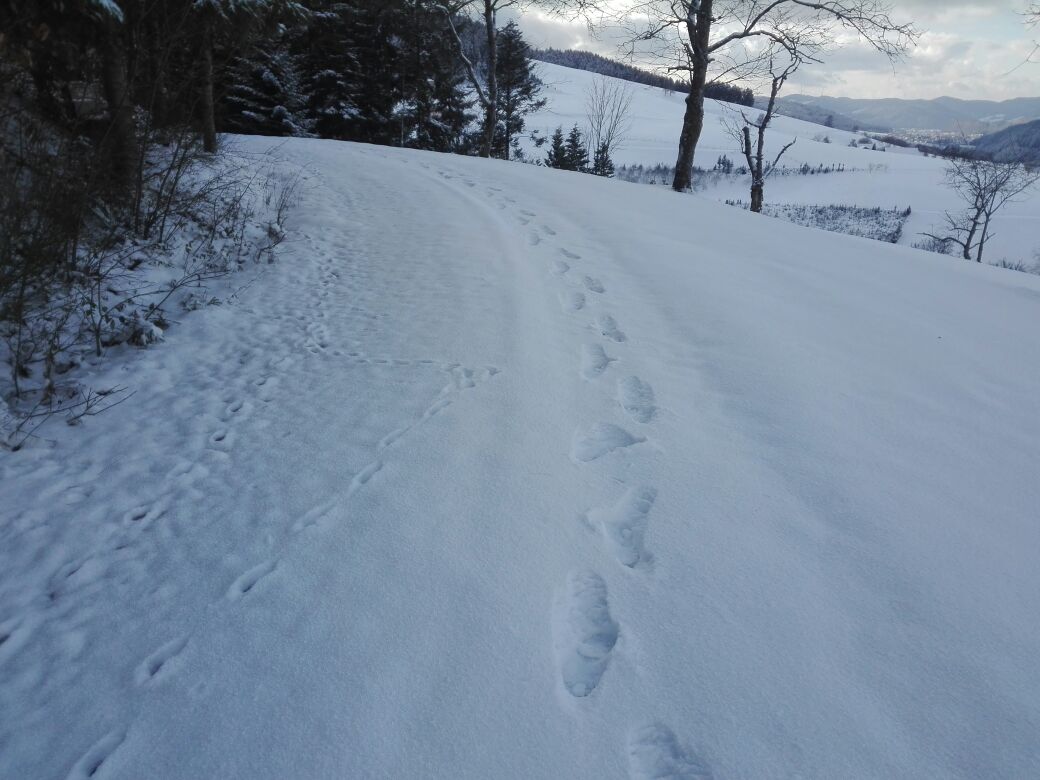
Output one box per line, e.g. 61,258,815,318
291,500,338,533
348,460,383,495
583,276,605,294
587,487,657,568
552,571,619,698
222,399,252,420
423,397,453,419
618,376,657,423
559,291,586,313
581,344,615,380
208,428,234,449
520,209,537,217
528,231,542,246
559,248,581,260
123,500,167,528
597,314,627,343
135,636,189,685
227,560,277,600
67,730,126,780
541,225,557,236
628,723,713,779
551,259,570,276
379,426,409,449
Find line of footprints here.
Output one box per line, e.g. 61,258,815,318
529,207,714,779
65,245,503,780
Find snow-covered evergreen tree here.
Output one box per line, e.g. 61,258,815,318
223,34,310,136
493,21,545,160
564,124,588,172
545,126,568,169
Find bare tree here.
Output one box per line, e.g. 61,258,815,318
438,0,517,158
1026,2,1040,65
585,76,634,162
922,154,1040,264
723,54,799,212
604,1,916,192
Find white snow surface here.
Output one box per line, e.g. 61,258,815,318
526,62,1040,265
3,136,1040,779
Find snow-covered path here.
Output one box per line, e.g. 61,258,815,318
3,139,1040,779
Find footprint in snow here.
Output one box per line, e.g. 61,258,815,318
552,571,618,698
559,248,580,260
423,397,453,419
597,314,627,343
67,730,126,780
208,428,234,450
135,635,190,685
541,225,557,236
628,723,713,779
291,500,338,534
227,560,277,601
571,423,645,463
551,259,570,276
618,376,657,423
222,399,252,421
583,276,605,294
580,344,614,380
347,460,383,495
559,291,586,313
586,486,657,568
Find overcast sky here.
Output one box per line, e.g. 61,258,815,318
507,1,1040,101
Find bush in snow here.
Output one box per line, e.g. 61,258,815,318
726,202,912,244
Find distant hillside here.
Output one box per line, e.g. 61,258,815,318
973,119,1040,162
775,95,1040,133
531,48,755,107
758,98,885,133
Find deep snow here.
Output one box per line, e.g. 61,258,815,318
2,137,1040,779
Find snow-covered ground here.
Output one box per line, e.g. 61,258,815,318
3,137,1040,779
526,63,1040,265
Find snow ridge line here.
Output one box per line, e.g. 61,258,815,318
496,188,711,778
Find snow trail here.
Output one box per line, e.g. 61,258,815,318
3,138,1040,779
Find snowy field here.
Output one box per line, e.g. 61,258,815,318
525,63,1040,266
3,136,1040,779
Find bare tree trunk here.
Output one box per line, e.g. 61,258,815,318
99,29,138,186
672,0,712,192
750,181,764,213
481,1,498,159
200,20,217,154
962,214,980,260
975,216,991,262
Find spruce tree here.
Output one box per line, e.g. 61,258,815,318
222,37,309,137
299,3,363,140
493,21,545,160
545,126,568,168
592,142,614,177
564,124,588,172
395,0,474,152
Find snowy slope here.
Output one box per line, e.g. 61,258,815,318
3,137,1040,779
525,63,1040,264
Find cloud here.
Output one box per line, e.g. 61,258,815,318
509,3,1040,100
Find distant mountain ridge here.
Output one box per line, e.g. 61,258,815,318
530,49,755,107
773,94,1040,133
